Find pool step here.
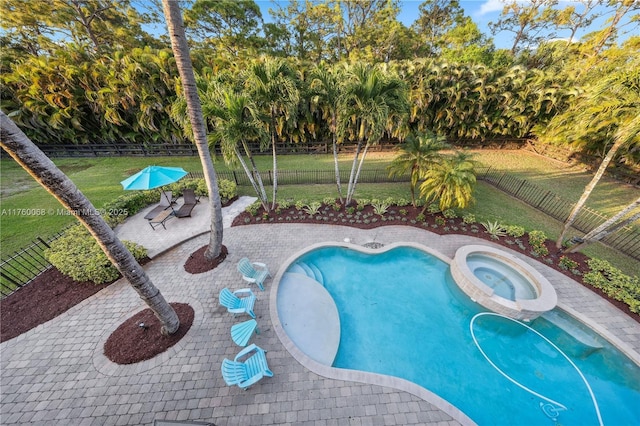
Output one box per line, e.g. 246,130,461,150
307,263,324,285
542,311,603,357
291,261,324,285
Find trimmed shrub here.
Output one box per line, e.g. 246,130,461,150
462,213,476,224
44,225,147,284
505,225,526,238
217,179,237,202
103,190,158,227
528,230,549,256
584,258,640,314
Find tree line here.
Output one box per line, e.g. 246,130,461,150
1,0,638,167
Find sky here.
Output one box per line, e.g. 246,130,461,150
256,0,639,51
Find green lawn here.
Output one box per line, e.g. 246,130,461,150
1,151,638,275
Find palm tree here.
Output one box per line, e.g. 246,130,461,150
339,64,408,204
419,151,478,212
246,58,300,210
161,0,223,260
566,197,640,253
206,86,270,211
0,111,180,335
309,63,345,202
555,66,640,248
387,130,449,207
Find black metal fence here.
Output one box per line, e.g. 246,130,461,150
2,167,638,298
0,227,71,298
190,168,411,186
481,167,640,259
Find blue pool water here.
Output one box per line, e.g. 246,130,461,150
287,245,640,426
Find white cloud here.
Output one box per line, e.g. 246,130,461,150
479,0,508,15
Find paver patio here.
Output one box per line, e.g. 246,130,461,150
1,198,638,425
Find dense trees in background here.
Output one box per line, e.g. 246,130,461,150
1,0,638,169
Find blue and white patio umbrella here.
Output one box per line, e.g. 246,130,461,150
120,165,188,191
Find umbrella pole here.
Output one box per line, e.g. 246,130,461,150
160,188,178,214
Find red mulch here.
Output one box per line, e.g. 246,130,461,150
1,267,111,343
103,302,194,364
184,245,228,274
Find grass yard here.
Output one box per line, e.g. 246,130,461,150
1,150,638,275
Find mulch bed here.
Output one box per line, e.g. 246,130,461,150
1,267,112,343
103,302,194,364
184,245,228,274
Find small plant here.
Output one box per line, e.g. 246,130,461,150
356,199,370,211
371,199,391,216
528,230,549,256
322,197,335,205
442,209,457,219
295,199,307,210
427,203,441,214
416,213,426,222
505,225,525,238
399,209,408,216
435,216,446,226
278,199,293,210
262,212,269,220
245,201,261,216
481,221,507,239
303,202,322,216
346,206,356,214
558,256,578,271
462,213,476,224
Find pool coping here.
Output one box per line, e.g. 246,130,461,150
269,241,477,426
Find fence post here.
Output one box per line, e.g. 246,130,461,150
232,171,239,185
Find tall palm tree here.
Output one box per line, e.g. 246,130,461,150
206,87,270,211
246,58,300,210
566,197,640,253
0,111,180,335
387,130,449,207
161,0,223,260
309,63,345,202
339,64,408,204
419,151,478,212
555,66,640,248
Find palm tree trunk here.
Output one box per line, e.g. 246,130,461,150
331,115,343,203
241,142,269,209
555,137,625,248
162,0,223,260
567,197,640,253
345,139,363,205
271,128,278,210
1,112,179,335
351,141,371,201
236,146,268,211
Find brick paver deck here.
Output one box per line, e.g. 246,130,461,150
2,202,638,425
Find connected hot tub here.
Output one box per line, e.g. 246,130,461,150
450,245,557,321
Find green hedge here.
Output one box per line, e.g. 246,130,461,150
44,225,147,284
583,258,640,314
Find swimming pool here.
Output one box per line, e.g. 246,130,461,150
278,244,640,425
